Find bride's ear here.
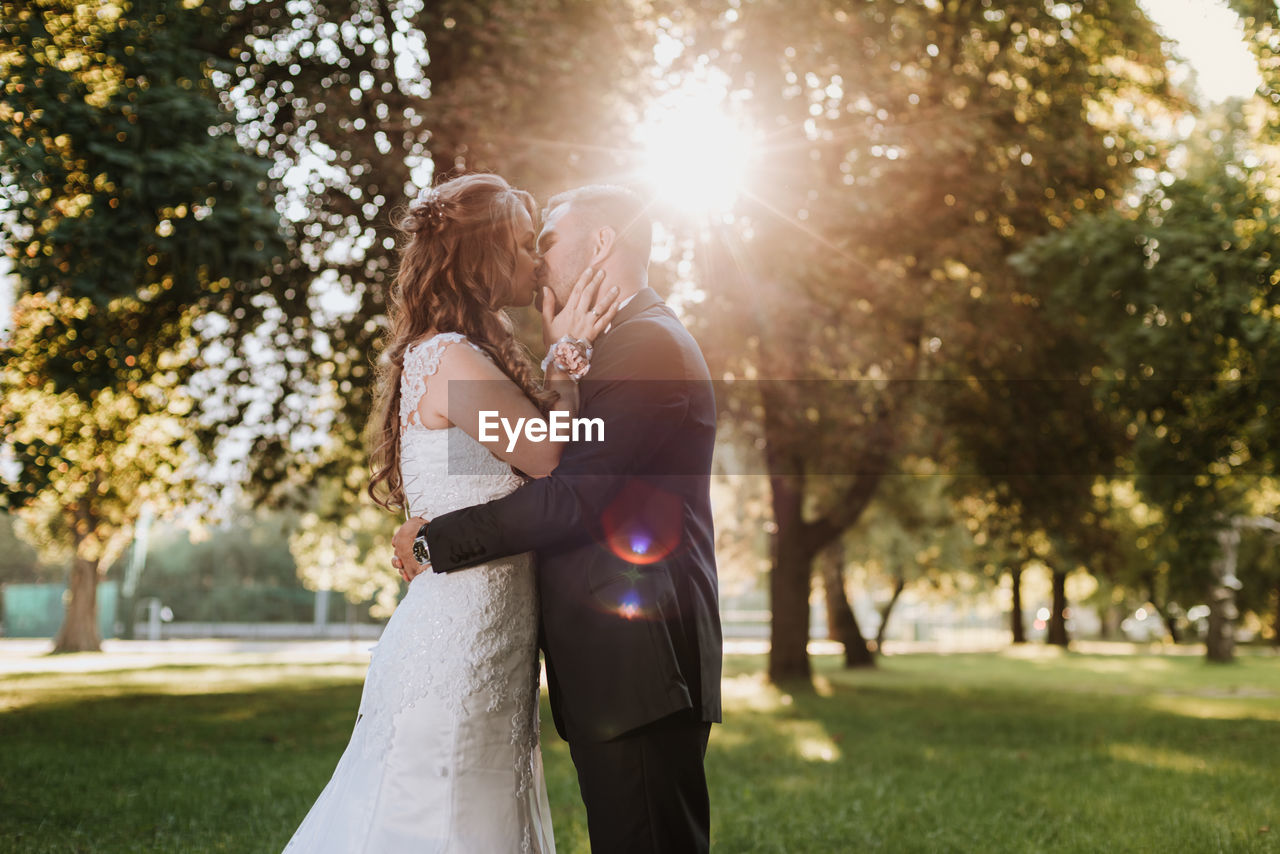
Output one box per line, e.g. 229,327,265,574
590,225,617,264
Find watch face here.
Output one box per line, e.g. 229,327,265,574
413,539,430,564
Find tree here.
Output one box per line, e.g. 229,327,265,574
819,539,874,667
288,473,404,620
1232,481,1280,646
1014,106,1280,662
1226,2,1279,106
822,467,975,665
684,0,1176,681
210,1,663,604
0,0,285,651
121,510,374,625
216,0,656,499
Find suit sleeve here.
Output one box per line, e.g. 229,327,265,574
425,329,690,572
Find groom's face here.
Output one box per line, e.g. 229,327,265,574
535,203,593,313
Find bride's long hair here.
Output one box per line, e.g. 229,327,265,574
367,172,554,511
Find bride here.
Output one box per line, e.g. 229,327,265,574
283,173,621,853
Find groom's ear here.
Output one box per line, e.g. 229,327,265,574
590,225,617,263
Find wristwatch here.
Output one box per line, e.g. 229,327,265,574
412,523,431,565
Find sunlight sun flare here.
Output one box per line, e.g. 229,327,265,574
636,79,757,218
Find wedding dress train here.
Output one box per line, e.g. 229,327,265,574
284,333,555,853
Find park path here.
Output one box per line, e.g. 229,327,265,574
0,636,1226,676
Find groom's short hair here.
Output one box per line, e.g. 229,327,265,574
546,185,653,265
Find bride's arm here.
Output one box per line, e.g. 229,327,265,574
418,345,563,479
540,363,579,422
417,270,620,479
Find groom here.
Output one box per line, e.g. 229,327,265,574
392,184,722,853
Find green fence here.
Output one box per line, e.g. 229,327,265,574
0,582,119,639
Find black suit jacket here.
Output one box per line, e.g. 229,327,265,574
425,287,723,743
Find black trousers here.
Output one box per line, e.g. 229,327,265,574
568,711,712,854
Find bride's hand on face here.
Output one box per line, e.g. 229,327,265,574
540,266,621,348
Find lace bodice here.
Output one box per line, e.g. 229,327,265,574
399,332,526,518
399,331,476,430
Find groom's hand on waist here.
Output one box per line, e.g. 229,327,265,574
391,516,431,582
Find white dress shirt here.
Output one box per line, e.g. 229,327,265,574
603,292,637,336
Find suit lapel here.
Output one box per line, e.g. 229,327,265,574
583,288,662,395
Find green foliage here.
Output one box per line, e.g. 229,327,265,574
1227,0,1280,105
845,468,980,596
96,511,388,623
1,0,286,512
0,0,287,648
119,512,368,623
1013,105,1280,605
0,0,286,399
138,515,300,587
675,0,1179,677
211,0,663,608
216,0,655,500
1234,503,1280,638
0,509,57,584
693,0,1178,509
287,474,405,619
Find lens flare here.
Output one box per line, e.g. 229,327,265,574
618,594,642,620
588,482,685,621
600,481,683,565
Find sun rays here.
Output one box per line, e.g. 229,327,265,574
634,74,759,219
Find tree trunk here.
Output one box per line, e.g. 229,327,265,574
1097,604,1113,640
1205,526,1240,664
874,573,906,652
1102,602,1125,640
1047,569,1070,647
1272,580,1280,648
1146,573,1182,640
819,543,874,668
768,475,815,683
819,546,852,645
1142,573,1182,643
52,553,102,653
1009,567,1026,644
1205,594,1236,662
842,604,875,668
760,379,888,683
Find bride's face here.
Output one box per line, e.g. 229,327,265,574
504,206,539,309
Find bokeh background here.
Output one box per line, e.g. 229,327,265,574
2,1,1279,851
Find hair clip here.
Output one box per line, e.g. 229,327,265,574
413,187,446,228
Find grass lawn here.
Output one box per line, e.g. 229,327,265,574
2,648,1278,852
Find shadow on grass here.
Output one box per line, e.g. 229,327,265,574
704,663,1280,853
2,656,1278,854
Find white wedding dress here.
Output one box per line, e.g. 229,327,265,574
284,333,555,854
